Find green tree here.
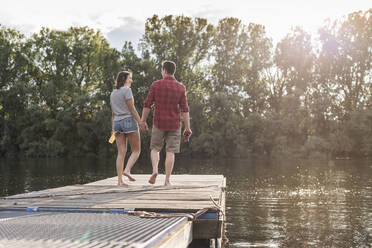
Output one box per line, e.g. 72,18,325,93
318,9,372,120
140,15,214,91
212,18,272,114
19,27,121,157
0,26,35,156
274,27,315,144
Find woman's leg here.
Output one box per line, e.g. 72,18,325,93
148,149,159,184
115,133,128,186
123,130,141,181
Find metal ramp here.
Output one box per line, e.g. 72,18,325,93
0,211,192,248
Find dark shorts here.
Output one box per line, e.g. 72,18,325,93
150,126,181,153
113,116,138,134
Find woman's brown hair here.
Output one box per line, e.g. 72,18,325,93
115,71,131,89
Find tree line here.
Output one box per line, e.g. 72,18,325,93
0,9,371,159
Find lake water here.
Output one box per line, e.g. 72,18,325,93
1,157,371,247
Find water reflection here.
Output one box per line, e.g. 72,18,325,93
0,157,371,247
226,159,372,247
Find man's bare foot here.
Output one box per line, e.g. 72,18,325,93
164,181,171,186
123,172,136,181
148,173,158,184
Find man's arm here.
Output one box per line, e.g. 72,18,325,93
181,112,192,137
141,107,151,123
139,107,150,131
141,84,155,130
179,87,191,137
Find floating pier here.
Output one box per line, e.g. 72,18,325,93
0,174,226,247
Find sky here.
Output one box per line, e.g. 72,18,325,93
1,0,370,50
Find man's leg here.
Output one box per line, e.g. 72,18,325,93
148,127,164,184
164,152,175,186
148,149,159,184
164,128,181,186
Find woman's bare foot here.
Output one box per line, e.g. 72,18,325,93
123,172,136,181
164,181,171,186
148,173,158,184
117,181,129,186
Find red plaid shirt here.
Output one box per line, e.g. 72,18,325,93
144,76,189,131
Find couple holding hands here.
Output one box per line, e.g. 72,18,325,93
110,61,192,186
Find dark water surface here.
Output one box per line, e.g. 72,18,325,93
1,157,371,247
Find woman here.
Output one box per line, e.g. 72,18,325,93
110,71,145,186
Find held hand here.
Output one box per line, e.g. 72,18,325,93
142,122,149,131
139,122,145,131
183,128,192,142
183,128,192,137
139,121,148,132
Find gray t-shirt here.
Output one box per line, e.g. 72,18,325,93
110,86,134,121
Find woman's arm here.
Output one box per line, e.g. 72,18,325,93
126,99,147,131
126,99,141,123
111,110,114,132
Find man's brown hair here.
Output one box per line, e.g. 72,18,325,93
162,61,176,75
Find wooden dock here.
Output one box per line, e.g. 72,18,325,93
0,174,226,247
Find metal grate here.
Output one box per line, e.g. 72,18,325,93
0,211,187,248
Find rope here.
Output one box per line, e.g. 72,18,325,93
126,207,218,221
127,195,229,245
127,195,223,222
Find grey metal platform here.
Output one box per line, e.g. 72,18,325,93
0,211,191,248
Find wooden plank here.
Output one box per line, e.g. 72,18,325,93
4,185,222,198
0,201,217,209
0,204,214,211
217,176,227,247
2,192,221,204
0,199,217,210
191,177,226,241
0,175,225,213
87,175,224,186
4,192,221,201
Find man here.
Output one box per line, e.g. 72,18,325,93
141,61,192,186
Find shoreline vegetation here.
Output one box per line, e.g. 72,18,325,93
0,9,371,160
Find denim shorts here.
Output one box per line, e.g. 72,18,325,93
113,116,138,134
